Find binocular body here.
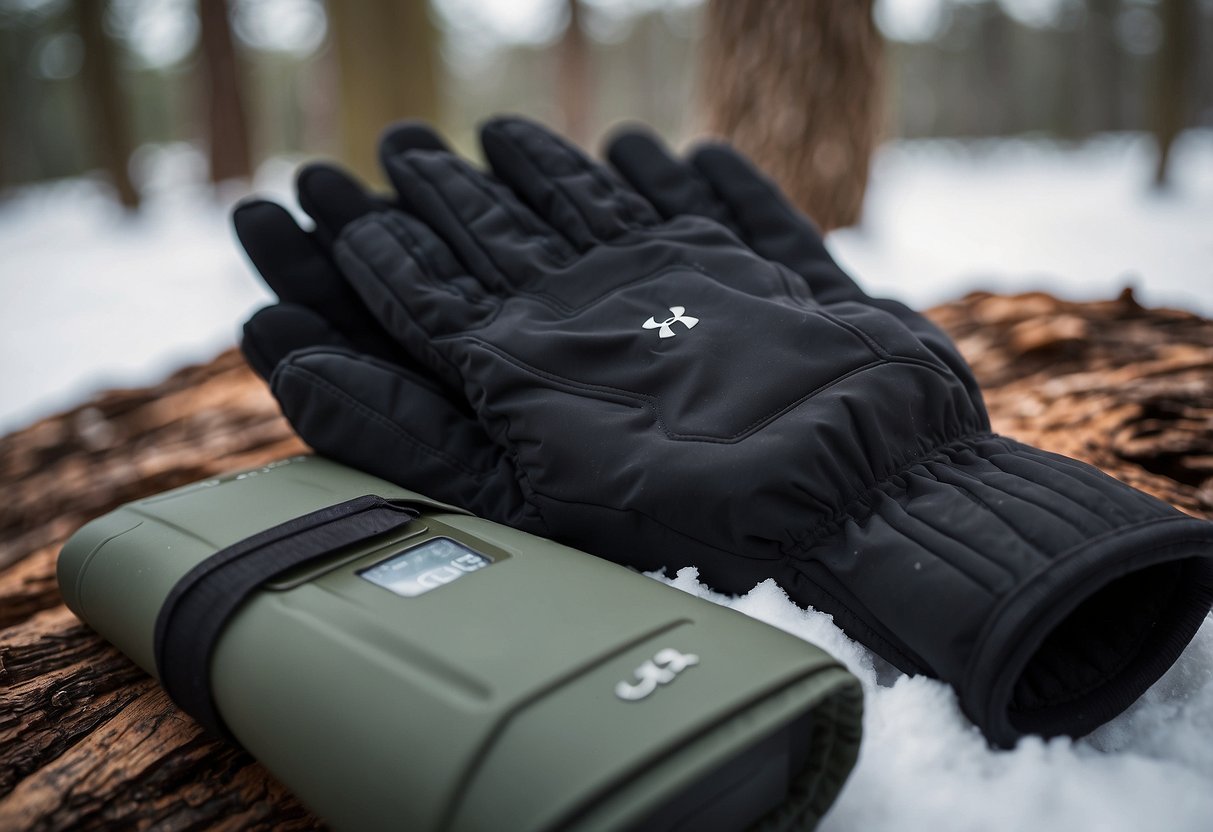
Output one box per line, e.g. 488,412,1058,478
59,456,861,831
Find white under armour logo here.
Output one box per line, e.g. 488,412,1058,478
615,648,700,702
642,306,699,339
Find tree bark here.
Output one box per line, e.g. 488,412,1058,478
73,0,140,209
327,0,440,186
198,0,253,185
698,0,884,231
3,293,1213,826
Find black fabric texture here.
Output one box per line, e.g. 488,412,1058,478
153,495,417,739
232,117,1213,747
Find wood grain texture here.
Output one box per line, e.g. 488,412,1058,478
2,292,1211,828
0,349,314,830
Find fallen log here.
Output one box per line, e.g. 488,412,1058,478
1,290,1211,829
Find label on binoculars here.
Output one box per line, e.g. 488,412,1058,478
360,537,494,598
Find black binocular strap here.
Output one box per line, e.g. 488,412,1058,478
153,495,418,739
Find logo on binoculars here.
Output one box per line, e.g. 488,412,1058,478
615,648,700,701
642,306,699,339
416,553,489,589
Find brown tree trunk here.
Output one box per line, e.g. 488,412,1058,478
557,0,592,148
73,0,140,209
198,0,253,185
3,295,1213,826
1152,0,1193,188
327,0,440,186
698,0,883,231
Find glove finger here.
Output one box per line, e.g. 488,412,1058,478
233,198,335,303
241,303,349,381
481,116,660,249
385,149,574,288
233,197,410,363
271,346,532,525
379,120,451,171
295,163,389,243
604,128,733,228
690,144,866,307
333,211,498,388
689,144,985,404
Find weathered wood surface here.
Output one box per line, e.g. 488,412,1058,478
0,351,315,831
2,291,1212,829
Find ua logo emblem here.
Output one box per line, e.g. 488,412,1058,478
615,648,700,702
642,306,699,339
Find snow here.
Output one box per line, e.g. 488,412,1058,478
1,130,1212,826
0,144,292,434
829,130,1213,316
653,568,1213,832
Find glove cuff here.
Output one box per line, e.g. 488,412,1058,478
801,433,1213,747
964,507,1213,746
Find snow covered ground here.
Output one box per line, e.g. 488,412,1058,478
1,130,1212,830
2,130,1212,435
829,130,1213,316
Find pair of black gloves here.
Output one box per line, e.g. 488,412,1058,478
235,117,1213,747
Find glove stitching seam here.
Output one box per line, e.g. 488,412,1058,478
781,429,997,551
813,300,959,383
345,214,480,306
438,153,573,265
273,363,500,480
499,124,599,246
522,122,650,235
404,161,526,289
450,335,898,443
893,496,1014,591
994,439,1156,519
925,459,1065,572
378,213,486,305
342,218,488,394
972,449,1116,541
582,154,648,233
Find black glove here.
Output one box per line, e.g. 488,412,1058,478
236,117,1213,748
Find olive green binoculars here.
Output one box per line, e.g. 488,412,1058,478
59,455,861,831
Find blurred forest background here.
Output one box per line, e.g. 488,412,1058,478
2,0,1212,434
2,0,1210,211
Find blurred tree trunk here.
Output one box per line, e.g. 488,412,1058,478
977,3,1012,137
198,0,252,184
328,0,440,185
1086,0,1124,134
73,0,140,209
698,0,883,232
1152,0,1193,188
557,0,592,148
0,42,7,191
